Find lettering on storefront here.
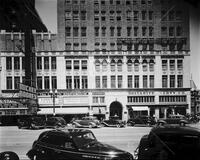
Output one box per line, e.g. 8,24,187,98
92,92,105,95
161,91,186,95
129,91,154,95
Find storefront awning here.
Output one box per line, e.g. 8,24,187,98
132,106,149,111
37,107,88,115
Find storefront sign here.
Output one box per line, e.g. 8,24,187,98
129,91,154,95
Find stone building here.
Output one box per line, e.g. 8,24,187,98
0,0,191,121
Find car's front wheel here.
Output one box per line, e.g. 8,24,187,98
180,122,185,126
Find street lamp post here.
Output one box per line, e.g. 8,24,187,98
50,89,57,116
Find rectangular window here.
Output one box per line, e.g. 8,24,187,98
162,60,168,71
74,76,80,89
81,60,87,70
111,76,116,88
142,11,146,20
117,75,122,88
102,27,106,37
170,60,175,71
73,11,79,20
110,27,114,37
37,76,42,89
117,27,121,37
177,59,183,70
134,63,139,72
149,75,154,88
44,57,49,70
102,76,107,88
127,27,131,37
95,27,99,37
73,27,79,37
6,57,12,70
82,76,88,89
149,11,153,20
66,60,72,70
177,75,183,88
143,75,148,88
74,60,79,70
133,11,138,21
37,57,42,70
134,27,138,36
51,57,56,70
66,27,71,36
95,76,101,88
14,76,20,89
44,76,50,89
149,27,153,37
66,76,72,89
134,75,139,88
14,57,20,70
81,27,87,37
128,75,133,88
7,77,12,89
170,75,175,88
51,76,57,89
162,75,168,88
81,11,86,20
142,27,147,36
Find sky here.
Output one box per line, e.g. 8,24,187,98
35,0,200,88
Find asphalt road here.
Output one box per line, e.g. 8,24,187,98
1,124,200,160
0,126,152,159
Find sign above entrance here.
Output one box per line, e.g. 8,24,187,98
129,91,154,95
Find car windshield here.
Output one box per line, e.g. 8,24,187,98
72,131,97,148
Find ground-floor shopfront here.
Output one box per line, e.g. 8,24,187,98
37,89,191,121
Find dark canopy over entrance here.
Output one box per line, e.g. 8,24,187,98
109,101,123,119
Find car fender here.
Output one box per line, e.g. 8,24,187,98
157,120,167,126
179,119,188,124
72,121,82,127
101,121,109,126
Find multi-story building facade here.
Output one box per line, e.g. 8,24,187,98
0,0,191,122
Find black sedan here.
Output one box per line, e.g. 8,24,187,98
45,116,67,128
127,116,156,127
27,128,134,160
17,116,45,129
134,125,200,160
101,116,126,128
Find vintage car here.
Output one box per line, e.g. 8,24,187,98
101,116,126,128
45,116,67,128
157,114,189,126
27,128,134,160
71,116,101,128
127,116,156,127
17,116,45,129
134,125,200,160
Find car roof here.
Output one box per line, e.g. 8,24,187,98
150,126,200,136
39,128,93,138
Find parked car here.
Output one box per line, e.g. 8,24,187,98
127,116,156,127
27,128,134,160
101,116,126,128
17,116,45,129
45,116,66,128
71,116,101,128
134,125,200,160
157,114,189,126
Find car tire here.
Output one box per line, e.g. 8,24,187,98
116,124,120,128
89,124,93,128
180,122,185,126
30,123,35,129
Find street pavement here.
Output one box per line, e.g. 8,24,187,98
0,123,200,160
